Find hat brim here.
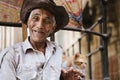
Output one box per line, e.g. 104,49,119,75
20,0,69,35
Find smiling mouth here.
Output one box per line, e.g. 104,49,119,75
33,30,45,34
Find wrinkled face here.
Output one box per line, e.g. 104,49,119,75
27,8,56,43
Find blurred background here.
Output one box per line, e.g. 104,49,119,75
0,0,120,80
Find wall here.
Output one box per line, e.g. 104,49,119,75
0,1,23,50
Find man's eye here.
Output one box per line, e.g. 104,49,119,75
32,16,39,21
44,19,53,24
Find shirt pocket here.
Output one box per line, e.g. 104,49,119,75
17,64,37,80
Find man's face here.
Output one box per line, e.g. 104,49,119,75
27,9,56,43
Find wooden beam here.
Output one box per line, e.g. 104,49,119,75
22,23,27,41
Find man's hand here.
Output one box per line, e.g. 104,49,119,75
61,67,85,80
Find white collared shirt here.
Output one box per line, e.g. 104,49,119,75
0,37,63,80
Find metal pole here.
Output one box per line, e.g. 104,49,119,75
87,34,92,79
99,18,105,79
101,0,109,79
72,44,74,55
78,39,81,53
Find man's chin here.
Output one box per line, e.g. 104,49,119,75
34,38,45,43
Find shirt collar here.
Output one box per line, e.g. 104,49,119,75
46,40,56,54
22,37,33,54
22,37,56,54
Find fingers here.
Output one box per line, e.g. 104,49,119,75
61,67,85,80
61,69,67,77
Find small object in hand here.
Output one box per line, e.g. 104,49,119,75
62,52,87,80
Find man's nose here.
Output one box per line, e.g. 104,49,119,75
37,19,44,28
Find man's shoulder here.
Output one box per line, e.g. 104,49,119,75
49,41,63,55
0,42,23,68
49,41,63,49
0,42,23,57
